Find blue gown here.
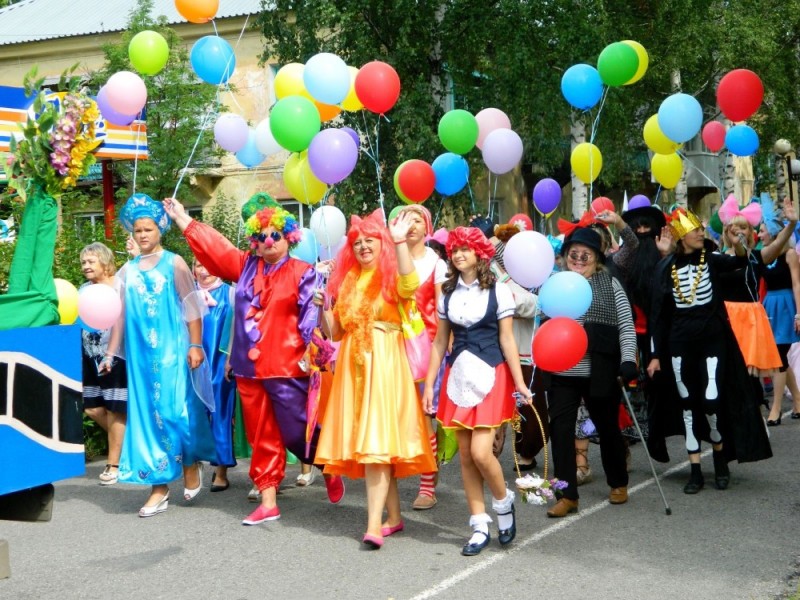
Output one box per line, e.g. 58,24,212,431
202,283,237,467
119,251,216,485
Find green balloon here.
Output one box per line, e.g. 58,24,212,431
597,42,639,87
438,109,479,155
269,96,321,152
129,30,170,76
388,205,404,221
709,209,723,234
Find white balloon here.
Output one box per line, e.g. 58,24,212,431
309,206,347,248
255,118,282,156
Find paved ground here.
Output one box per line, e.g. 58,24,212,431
1,404,799,600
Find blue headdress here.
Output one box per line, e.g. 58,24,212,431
759,192,783,237
119,193,171,234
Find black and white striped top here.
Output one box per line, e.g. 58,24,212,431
672,262,713,308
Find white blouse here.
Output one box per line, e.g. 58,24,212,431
437,278,515,326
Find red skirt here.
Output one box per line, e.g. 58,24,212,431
436,362,515,429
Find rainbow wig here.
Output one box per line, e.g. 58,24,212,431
244,206,303,250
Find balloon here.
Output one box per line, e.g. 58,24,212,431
475,108,511,150
354,61,401,114
388,205,405,221
651,153,683,189
54,278,79,325
274,63,306,99
310,205,347,246
431,152,469,196
538,271,593,319
175,0,218,23
213,113,249,152
725,124,759,157
269,96,321,152
283,152,327,205
533,317,588,372
105,71,147,116
78,284,122,330
317,235,346,260
254,118,282,156
75,317,98,333
709,209,723,235
597,42,639,87
341,66,363,111
621,40,648,85
392,161,414,204
395,160,436,203
532,178,561,215
235,130,265,168
308,128,359,184
503,231,555,288
341,126,360,149
96,87,137,126
482,129,523,174
289,227,318,264
438,109,478,155
303,52,350,105
702,121,726,153
560,64,603,110
591,196,614,214
643,114,681,155
657,93,703,143
128,31,169,76
628,194,650,210
717,69,764,122
314,101,341,122
570,143,602,184
508,213,533,232
190,35,235,85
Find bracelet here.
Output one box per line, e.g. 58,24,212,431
393,239,407,245
189,343,204,349
795,315,800,321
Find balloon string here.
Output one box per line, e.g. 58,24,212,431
654,184,663,206
677,150,722,193
588,87,609,145
433,195,445,229
375,115,386,222
467,179,476,215
359,111,378,166
131,112,143,194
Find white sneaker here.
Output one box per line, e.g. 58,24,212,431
296,467,317,487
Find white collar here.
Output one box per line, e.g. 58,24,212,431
456,276,480,290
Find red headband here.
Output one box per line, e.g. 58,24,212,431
446,226,496,260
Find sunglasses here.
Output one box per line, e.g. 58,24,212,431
567,251,595,263
252,231,282,243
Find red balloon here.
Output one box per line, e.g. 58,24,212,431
591,196,614,214
508,213,533,231
532,317,588,372
397,159,435,203
354,61,401,114
702,121,726,153
716,69,763,122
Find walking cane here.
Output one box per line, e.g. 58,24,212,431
618,378,672,516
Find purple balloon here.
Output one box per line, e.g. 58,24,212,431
482,129,523,174
532,178,561,214
341,126,360,149
628,194,651,210
96,86,137,126
214,114,249,153
307,128,359,184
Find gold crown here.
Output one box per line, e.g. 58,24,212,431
668,209,703,240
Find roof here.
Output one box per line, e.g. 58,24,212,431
0,0,268,46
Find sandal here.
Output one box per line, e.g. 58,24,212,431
99,464,119,486
575,449,593,486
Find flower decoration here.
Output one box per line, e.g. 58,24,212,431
515,473,568,506
4,66,102,201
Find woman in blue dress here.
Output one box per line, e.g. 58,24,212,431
103,194,215,517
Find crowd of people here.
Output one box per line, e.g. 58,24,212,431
78,191,793,556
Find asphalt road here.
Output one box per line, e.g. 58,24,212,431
1,407,799,600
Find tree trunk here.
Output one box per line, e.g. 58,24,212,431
570,120,587,218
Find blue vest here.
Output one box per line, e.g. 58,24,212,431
445,284,504,367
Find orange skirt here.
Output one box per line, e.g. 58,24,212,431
724,301,782,372
437,361,515,429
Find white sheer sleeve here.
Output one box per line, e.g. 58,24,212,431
173,254,207,322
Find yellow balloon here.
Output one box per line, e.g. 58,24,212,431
341,66,363,112
283,151,327,205
274,63,306,100
651,153,683,189
570,142,603,184
643,114,682,155
54,278,79,325
622,40,649,85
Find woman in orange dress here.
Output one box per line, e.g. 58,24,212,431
315,209,436,549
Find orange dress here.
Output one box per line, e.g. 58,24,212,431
316,269,437,479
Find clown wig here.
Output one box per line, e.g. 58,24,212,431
244,206,303,250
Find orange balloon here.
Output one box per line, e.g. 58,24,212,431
175,0,219,24
315,101,342,122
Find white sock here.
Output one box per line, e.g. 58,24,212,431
492,490,515,530
467,513,491,544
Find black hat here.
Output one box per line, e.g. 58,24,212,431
469,215,495,239
622,205,667,230
561,227,605,263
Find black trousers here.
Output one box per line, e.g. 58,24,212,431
548,375,628,501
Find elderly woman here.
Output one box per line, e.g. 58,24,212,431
104,194,215,517
544,227,638,518
315,209,436,550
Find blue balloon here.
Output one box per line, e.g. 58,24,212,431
432,152,469,196
290,227,318,264
657,93,703,144
75,316,99,333
190,35,236,85
561,64,603,111
235,130,265,168
725,124,759,157
538,271,592,319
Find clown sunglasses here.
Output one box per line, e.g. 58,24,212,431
252,231,282,243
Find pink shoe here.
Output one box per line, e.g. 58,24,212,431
242,504,280,526
324,475,345,504
362,533,383,549
380,521,404,537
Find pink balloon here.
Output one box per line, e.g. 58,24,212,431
503,230,555,288
96,86,137,126
78,284,122,331
475,108,511,150
702,121,726,153
482,128,523,174
105,71,147,116
214,114,249,152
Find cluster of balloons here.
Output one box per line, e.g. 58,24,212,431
54,279,122,330
701,69,764,157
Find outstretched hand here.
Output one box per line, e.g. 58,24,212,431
784,197,797,222
163,197,192,231
389,210,413,243
655,226,675,256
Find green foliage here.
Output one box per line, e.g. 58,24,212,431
201,191,249,250
82,415,108,461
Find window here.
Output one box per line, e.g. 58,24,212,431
488,197,503,224
279,200,311,228
73,212,104,234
